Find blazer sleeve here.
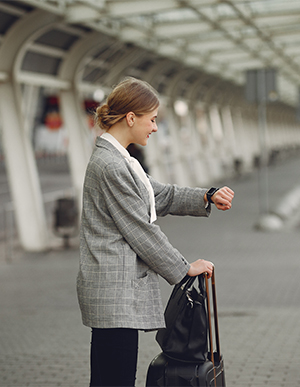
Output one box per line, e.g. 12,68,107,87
101,162,190,285
149,175,211,218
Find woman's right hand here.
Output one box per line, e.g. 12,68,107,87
187,259,214,279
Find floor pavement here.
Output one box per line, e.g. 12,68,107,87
1,154,300,387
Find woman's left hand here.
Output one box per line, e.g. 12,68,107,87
211,186,234,211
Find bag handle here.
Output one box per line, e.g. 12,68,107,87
204,268,221,362
205,272,214,368
212,270,221,361
177,274,206,294
176,274,196,290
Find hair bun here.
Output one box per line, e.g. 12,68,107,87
96,104,110,117
95,104,114,131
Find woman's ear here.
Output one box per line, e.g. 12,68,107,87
126,112,135,127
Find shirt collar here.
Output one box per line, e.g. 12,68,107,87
101,132,131,160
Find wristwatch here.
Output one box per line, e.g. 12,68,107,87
206,187,220,204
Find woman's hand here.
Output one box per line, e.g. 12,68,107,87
210,186,234,211
187,259,214,279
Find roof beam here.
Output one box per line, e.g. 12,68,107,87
26,42,66,58
0,2,26,16
219,0,300,79
16,71,70,89
154,20,211,37
65,4,101,23
106,0,177,17
19,0,65,15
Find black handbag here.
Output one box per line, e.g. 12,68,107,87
156,275,208,363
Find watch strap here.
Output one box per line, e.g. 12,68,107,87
206,187,220,204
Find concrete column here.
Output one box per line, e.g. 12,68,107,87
204,106,223,181
220,105,238,175
59,90,92,207
185,106,210,187
208,104,227,168
144,133,167,183
143,61,178,183
231,108,251,172
242,108,260,171
163,70,194,186
0,9,60,251
59,31,107,207
165,103,192,186
185,77,213,186
0,83,48,251
143,103,170,183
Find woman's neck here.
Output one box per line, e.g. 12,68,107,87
107,124,131,148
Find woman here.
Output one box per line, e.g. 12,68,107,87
77,77,234,386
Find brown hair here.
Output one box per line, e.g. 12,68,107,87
95,77,159,131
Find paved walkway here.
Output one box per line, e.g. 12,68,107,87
1,154,300,386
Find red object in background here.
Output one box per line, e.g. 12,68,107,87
43,97,98,131
84,99,98,112
45,111,63,131
44,96,63,131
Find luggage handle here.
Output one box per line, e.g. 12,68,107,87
204,269,221,363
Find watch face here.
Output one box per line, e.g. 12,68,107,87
207,187,218,203
208,188,217,195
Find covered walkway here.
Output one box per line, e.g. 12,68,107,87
1,2,300,386
0,0,300,251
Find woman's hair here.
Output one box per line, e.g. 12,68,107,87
95,77,159,131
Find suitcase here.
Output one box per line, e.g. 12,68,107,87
146,270,226,387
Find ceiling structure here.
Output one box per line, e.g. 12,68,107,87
1,0,300,107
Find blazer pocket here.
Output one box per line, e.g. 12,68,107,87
131,272,150,289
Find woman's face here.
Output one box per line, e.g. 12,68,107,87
130,108,158,146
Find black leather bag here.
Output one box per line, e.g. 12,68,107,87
156,275,208,363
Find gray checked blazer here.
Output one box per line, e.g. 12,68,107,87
77,136,211,331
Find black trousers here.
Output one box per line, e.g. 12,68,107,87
90,328,139,387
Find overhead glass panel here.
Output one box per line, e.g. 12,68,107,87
2,0,300,106
0,11,19,34
35,29,79,50
22,52,62,75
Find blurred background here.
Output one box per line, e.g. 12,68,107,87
0,0,300,254
1,1,300,386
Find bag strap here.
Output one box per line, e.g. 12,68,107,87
212,270,221,361
176,274,196,290
205,273,214,367
205,268,221,362
170,275,196,307
176,274,206,293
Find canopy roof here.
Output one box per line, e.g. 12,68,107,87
1,0,300,106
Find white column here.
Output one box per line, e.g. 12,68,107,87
59,31,104,207
165,103,192,186
0,83,48,251
188,106,211,187
220,105,238,175
143,101,170,183
231,108,253,172
59,89,92,207
0,9,59,251
204,105,223,181
163,70,194,186
144,132,167,183
242,108,260,172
